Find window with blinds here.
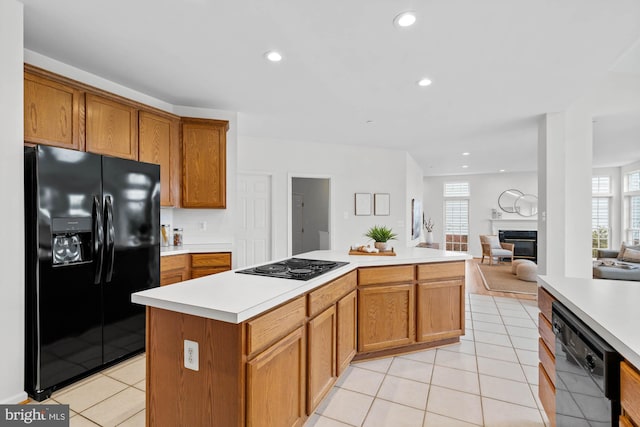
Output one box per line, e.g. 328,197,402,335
444,181,469,252
627,171,640,192
624,171,640,244
592,197,610,257
592,176,611,195
629,195,640,245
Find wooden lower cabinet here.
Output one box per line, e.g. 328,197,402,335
621,360,640,425
247,326,306,427
160,254,189,286
538,286,557,426
358,284,415,353
416,279,464,342
336,290,357,376
307,306,336,413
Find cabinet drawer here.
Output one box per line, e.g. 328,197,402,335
191,253,231,268
308,271,356,317
358,265,414,286
161,254,188,272
538,312,555,354
538,286,555,322
246,296,306,358
539,338,555,387
621,361,640,423
416,261,465,281
191,267,229,278
539,362,556,427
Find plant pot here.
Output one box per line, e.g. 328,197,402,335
425,232,434,244
374,241,391,252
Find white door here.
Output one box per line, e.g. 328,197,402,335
236,173,271,267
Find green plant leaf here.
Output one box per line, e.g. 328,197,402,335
364,225,398,242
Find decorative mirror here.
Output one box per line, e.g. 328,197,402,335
515,194,538,217
498,189,524,213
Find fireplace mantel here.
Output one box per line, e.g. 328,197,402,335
489,218,538,235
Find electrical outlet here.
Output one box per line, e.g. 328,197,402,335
184,340,199,371
199,221,207,231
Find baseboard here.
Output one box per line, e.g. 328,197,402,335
0,391,29,404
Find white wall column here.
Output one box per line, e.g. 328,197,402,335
538,107,593,278
0,0,26,404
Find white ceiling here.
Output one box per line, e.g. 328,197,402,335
19,0,640,175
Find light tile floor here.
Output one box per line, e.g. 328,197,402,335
30,293,549,427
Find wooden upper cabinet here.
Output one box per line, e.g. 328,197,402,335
139,111,178,206
181,118,229,208
24,71,82,150
85,94,138,160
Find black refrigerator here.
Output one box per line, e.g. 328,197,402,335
24,145,160,401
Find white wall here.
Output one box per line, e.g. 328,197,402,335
238,136,421,258
0,0,26,404
423,171,537,258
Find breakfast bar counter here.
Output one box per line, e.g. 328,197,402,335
133,247,471,323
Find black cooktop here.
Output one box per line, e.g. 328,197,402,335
236,258,349,281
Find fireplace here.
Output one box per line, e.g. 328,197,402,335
499,230,537,263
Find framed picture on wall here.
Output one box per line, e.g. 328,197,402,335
411,198,422,240
355,193,372,215
374,193,390,216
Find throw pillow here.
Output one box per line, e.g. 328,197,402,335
485,235,502,249
618,243,640,260
621,247,640,263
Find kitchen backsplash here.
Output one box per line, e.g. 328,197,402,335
160,208,234,245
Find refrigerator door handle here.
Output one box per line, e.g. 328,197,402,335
93,196,104,284
104,195,116,283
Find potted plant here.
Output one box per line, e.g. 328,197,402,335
365,225,397,252
423,217,434,244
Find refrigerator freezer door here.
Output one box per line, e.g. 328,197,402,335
24,146,103,400
101,155,160,364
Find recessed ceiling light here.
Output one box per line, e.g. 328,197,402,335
417,78,432,87
264,51,282,62
462,152,470,156
499,169,506,173
394,11,417,28
462,165,469,169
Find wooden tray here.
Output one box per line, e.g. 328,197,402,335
348,249,397,256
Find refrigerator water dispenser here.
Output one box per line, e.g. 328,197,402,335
51,217,92,265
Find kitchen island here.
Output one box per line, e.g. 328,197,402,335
537,275,640,426
132,248,471,427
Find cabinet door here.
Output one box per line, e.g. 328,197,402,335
85,94,138,160
336,290,357,376
246,326,306,427
416,279,464,342
24,71,82,150
160,270,188,286
139,111,177,206
358,284,415,353
182,118,228,208
307,306,336,414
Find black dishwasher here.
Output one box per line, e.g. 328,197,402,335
552,301,620,426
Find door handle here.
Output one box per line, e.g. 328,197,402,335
104,196,116,283
93,196,104,284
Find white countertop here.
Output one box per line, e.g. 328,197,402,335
538,275,640,368
160,243,232,256
133,247,471,324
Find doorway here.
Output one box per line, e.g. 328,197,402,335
291,177,330,256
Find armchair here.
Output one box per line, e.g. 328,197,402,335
480,235,514,265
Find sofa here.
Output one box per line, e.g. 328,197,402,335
593,243,640,281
